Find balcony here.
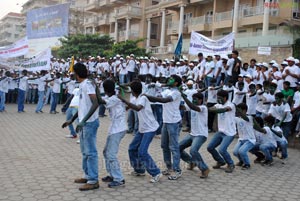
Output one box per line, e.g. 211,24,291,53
167,21,188,35
84,16,97,27
118,30,140,41
116,6,142,19
188,15,212,32
214,11,233,29
239,6,280,26
110,0,123,4
85,0,100,12
96,14,110,26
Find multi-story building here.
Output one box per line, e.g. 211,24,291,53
0,12,25,46
83,0,300,60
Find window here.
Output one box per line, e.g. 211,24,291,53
184,13,192,25
150,23,158,39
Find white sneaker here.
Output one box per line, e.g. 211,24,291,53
150,173,162,183
65,134,76,138
76,139,80,144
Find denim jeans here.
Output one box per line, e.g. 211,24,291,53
127,71,136,82
66,107,78,136
119,74,127,84
207,131,235,165
151,104,163,135
103,131,126,182
17,89,26,112
250,143,276,161
216,75,222,86
127,109,138,133
61,93,71,113
281,122,292,140
205,76,213,88
44,87,52,105
179,134,208,171
50,92,59,112
80,119,99,184
128,131,161,177
233,140,255,166
277,140,288,159
35,91,45,112
161,122,181,172
0,91,5,111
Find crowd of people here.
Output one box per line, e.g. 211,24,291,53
1,50,300,191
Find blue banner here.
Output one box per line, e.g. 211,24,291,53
174,34,183,57
26,3,70,39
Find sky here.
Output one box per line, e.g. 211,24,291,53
0,0,28,19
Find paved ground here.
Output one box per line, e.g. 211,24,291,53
1,103,300,201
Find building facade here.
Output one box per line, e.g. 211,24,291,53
0,13,25,46
83,0,300,59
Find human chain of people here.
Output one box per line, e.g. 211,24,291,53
1,50,300,191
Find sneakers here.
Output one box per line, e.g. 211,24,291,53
130,171,146,176
254,157,264,164
79,182,99,191
241,164,250,170
225,165,235,173
212,162,226,169
168,171,182,180
261,159,274,166
187,163,196,170
200,169,210,179
296,133,300,138
235,161,243,167
74,178,88,183
108,180,125,188
281,157,288,164
101,176,113,182
161,169,172,176
150,173,162,183
65,134,77,138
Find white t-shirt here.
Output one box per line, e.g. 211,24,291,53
52,78,62,93
215,101,236,136
78,79,99,123
207,87,218,103
104,95,127,135
232,87,247,105
268,103,292,122
226,58,234,76
127,59,136,72
148,62,156,76
69,88,80,107
235,116,256,144
223,85,234,102
136,95,159,133
0,77,10,93
19,76,28,91
119,63,127,75
260,126,277,147
293,91,300,108
271,125,287,143
282,65,298,87
140,62,149,75
246,93,257,115
186,105,208,137
67,80,76,95
37,75,48,92
184,88,197,102
204,61,215,77
162,88,182,123
214,60,223,77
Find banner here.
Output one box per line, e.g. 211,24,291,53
26,3,70,39
189,31,234,56
21,48,51,72
0,37,29,58
257,47,271,55
174,34,183,57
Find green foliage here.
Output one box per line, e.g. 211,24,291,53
293,38,300,58
57,34,114,58
57,34,149,59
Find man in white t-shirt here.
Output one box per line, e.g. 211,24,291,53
207,90,236,173
0,71,11,112
16,70,29,112
62,63,99,191
118,81,162,183
35,70,49,113
145,75,182,180
180,92,210,178
282,57,299,90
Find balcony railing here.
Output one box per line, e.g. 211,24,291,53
189,15,212,25
215,11,233,22
240,6,279,18
117,6,142,17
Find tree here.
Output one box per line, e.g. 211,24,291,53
109,39,149,58
57,34,114,59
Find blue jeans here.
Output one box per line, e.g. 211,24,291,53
205,76,213,88
127,71,136,82
79,119,99,184
207,131,235,165
233,140,255,166
277,140,288,159
161,122,181,172
250,143,276,161
127,109,138,133
128,131,160,177
179,135,208,171
66,107,78,136
44,87,52,105
36,91,45,112
0,91,5,111
17,89,26,112
103,131,126,182
50,92,59,112
151,104,163,135
119,74,127,84
281,122,291,139
216,75,222,86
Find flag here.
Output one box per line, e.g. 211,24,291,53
174,34,183,57
69,56,75,72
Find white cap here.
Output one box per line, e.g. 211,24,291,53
272,63,279,68
139,56,144,60
176,62,180,65
262,62,269,67
130,54,134,57
162,62,166,65
269,60,276,64
187,80,194,85
136,61,140,64
286,56,295,62
170,59,175,62
144,56,149,60
256,62,262,66
281,61,288,66
179,59,184,62
244,74,252,79
188,63,194,67
271,79,278,85
193,59,199,63
238,74,244,77
116,54,120,57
